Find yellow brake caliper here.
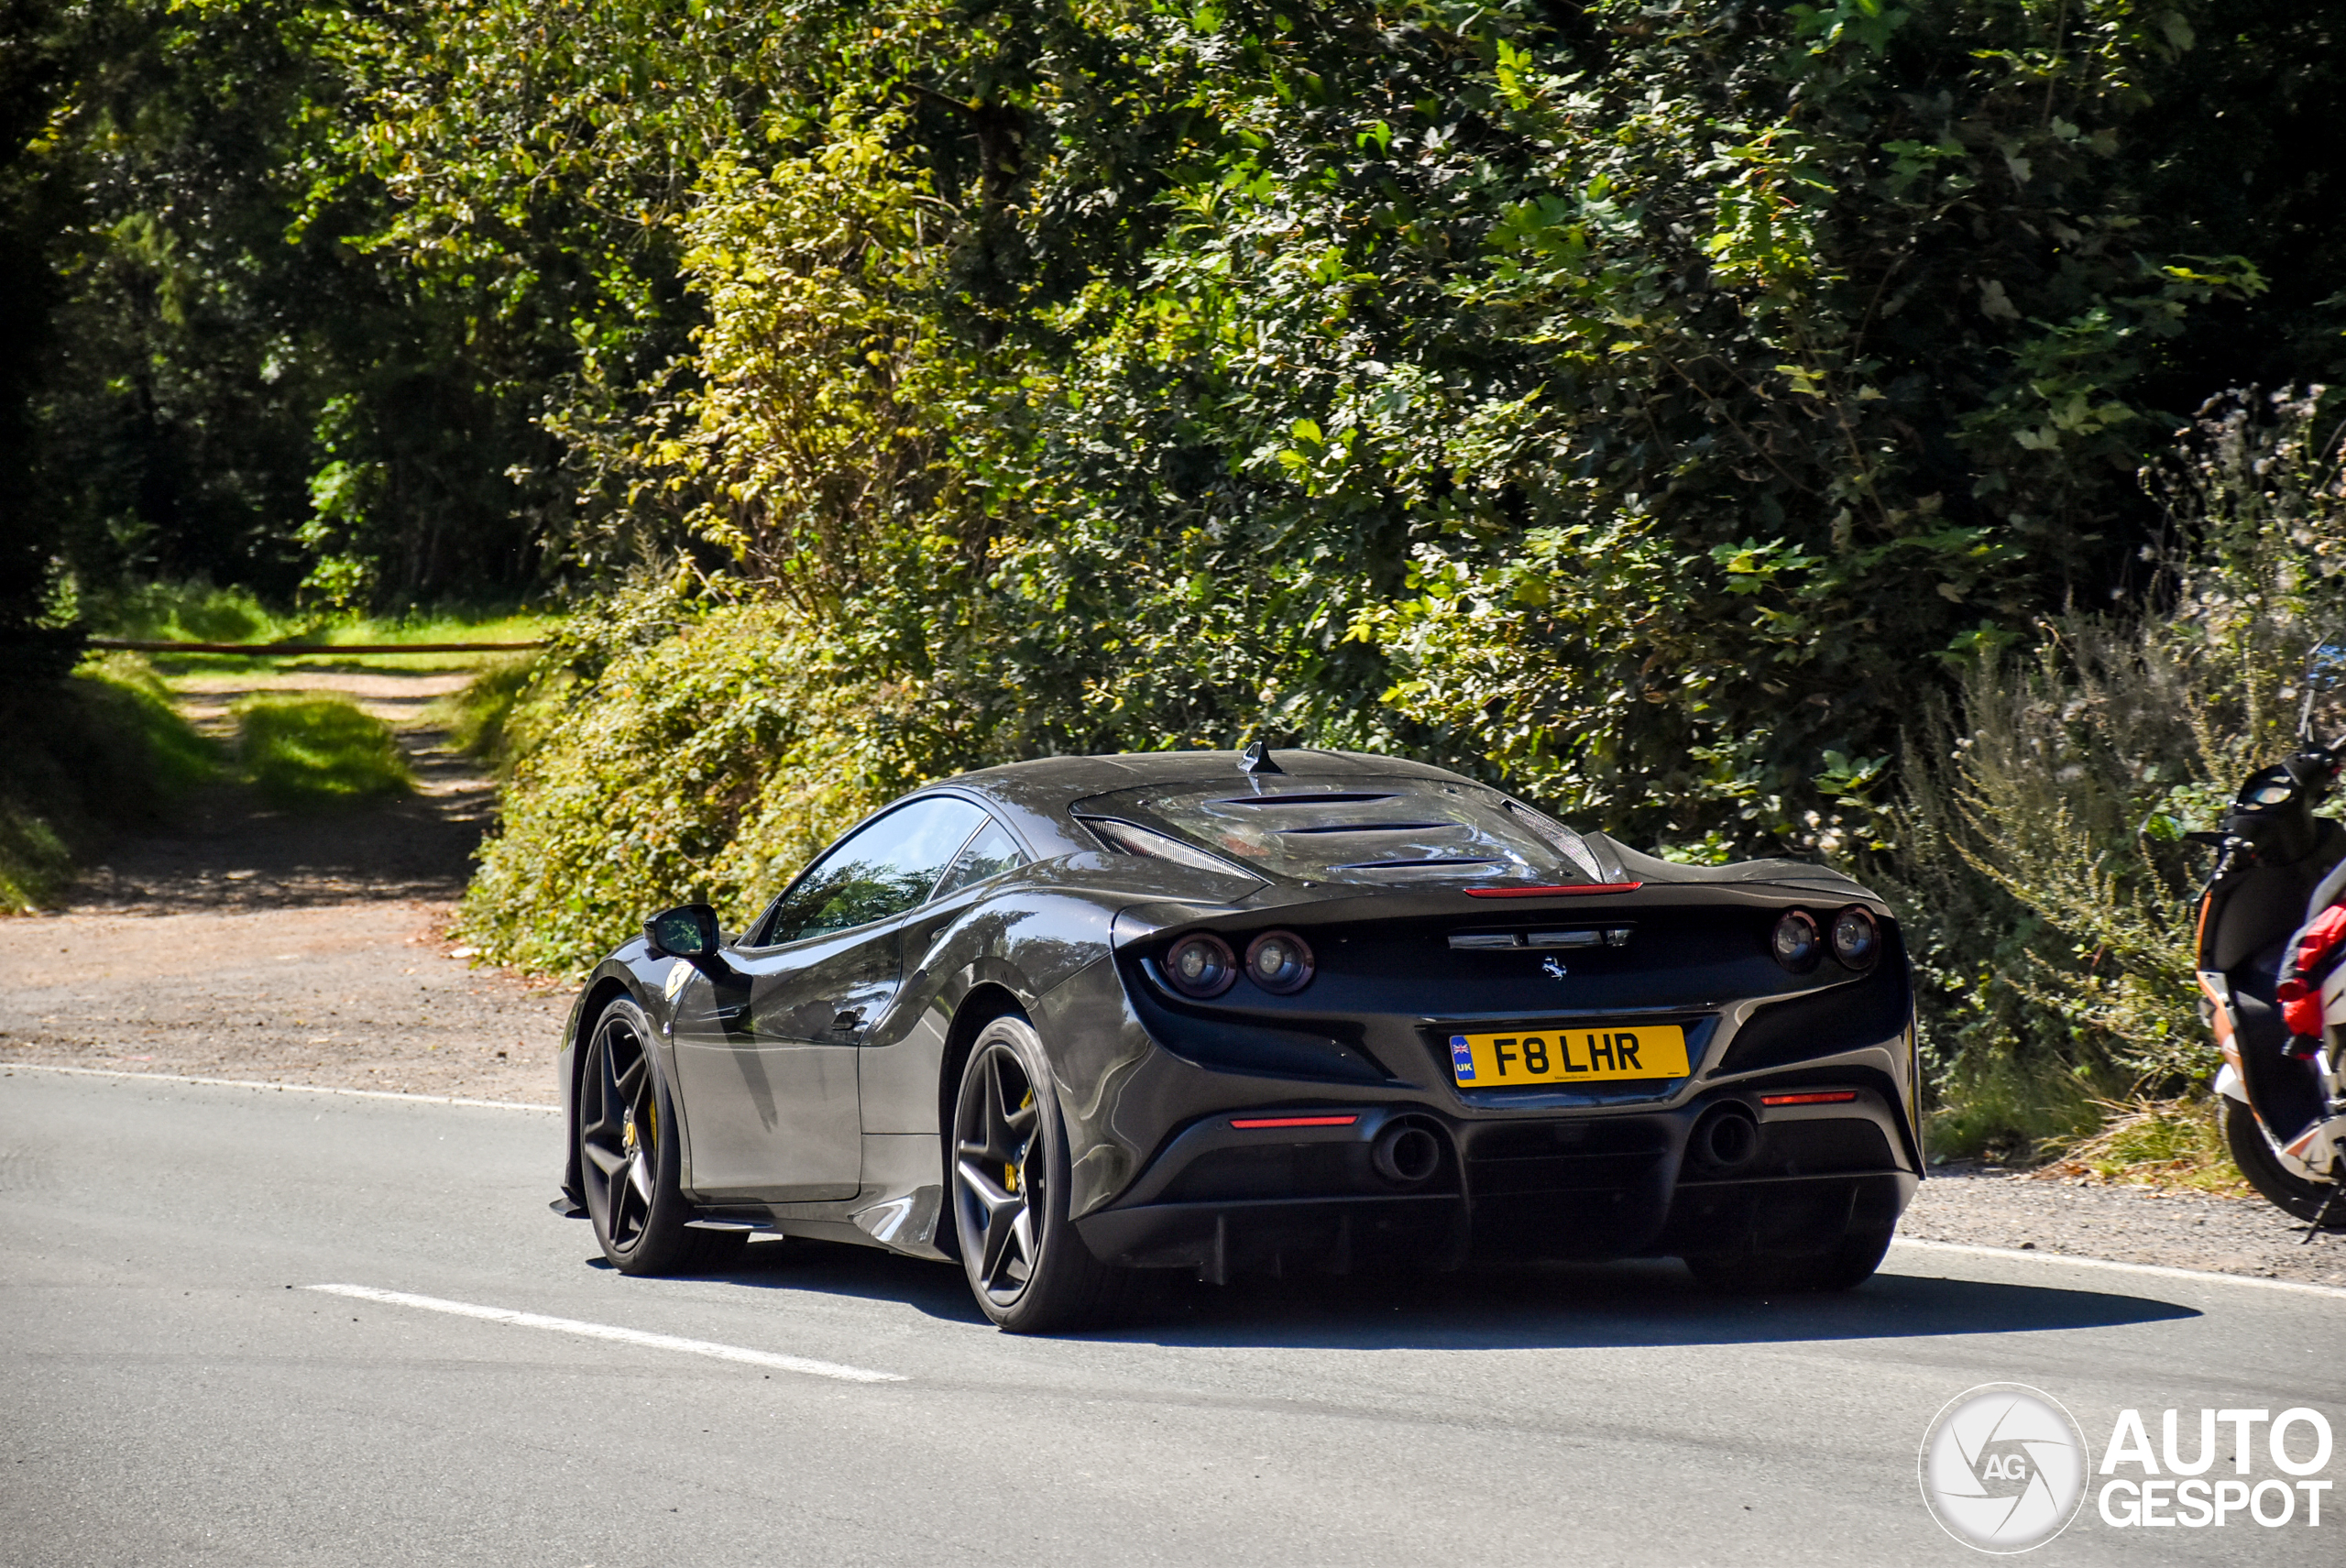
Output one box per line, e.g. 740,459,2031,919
1005,1088,1033,1193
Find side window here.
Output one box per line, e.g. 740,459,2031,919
763,798,988,945
933,817,1026,899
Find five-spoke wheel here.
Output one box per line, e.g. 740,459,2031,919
579,999,730,1274
956,1033,1046,1301
950,1014,1123,1331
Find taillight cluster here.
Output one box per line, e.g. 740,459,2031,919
1770,906,1880,974
1162,929,1316,998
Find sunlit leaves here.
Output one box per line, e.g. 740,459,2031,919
366,0,2319,901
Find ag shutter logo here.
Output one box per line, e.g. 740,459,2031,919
1919,1384,2088,1552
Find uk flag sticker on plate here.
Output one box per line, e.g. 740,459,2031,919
1449,1035,1476,1080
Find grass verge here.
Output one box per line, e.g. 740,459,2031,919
236,695,413,807
1924,1047,2255,1196
1925,1048,2107,1167
0,653,217,911
427,654,569,776
2028,1095,2252,1195
82,578,555,675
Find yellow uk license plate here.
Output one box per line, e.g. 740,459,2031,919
1447,1025,1689,1087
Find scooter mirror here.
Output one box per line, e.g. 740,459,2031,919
2282,750,2340,797
2299,644,2346,742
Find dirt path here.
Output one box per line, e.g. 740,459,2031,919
0,667,567,1102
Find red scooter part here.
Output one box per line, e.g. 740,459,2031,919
2275,902,2346,1043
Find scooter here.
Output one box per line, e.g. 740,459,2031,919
2193,745,2346,1229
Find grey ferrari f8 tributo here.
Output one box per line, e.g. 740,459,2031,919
554,747,1919,1330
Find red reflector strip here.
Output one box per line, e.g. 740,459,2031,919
1464,882,1643,898
1229,1115,1360,1130
1759,1091,1858,1106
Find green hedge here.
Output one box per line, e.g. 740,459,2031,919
458,596,941,973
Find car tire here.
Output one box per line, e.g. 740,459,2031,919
949,1014,1126,1332
2220,1094,2345,1225
578,998,728,1275
1683,1223,1894,1294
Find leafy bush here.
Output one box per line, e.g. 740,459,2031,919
1900,388,2346,1142
344,0,2343,862
235,696,412,806
389,0,2346,1174
457,590,943,973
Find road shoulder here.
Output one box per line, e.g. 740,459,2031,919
1900,1165,2346,1288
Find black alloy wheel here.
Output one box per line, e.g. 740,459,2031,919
2220,1096,2346,1227
950,1014,1124,1332
578,998,738,1274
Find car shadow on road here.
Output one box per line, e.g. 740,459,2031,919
671,1237,2201,1347
587,1240,997,1326
1094,1260,2201,1351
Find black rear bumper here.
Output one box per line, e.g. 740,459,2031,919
1072,1091,1918,1278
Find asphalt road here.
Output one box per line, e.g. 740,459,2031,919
5,1069,2339,1567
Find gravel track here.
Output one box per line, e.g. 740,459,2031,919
5,666,2341,1283
0,668,565,1103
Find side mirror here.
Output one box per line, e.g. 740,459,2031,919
643,904,721,960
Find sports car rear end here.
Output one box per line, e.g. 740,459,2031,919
1039,771,1919,1285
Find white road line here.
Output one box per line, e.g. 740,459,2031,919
1891,1238,2346,1301
305,1284,905,1383
2,1062,556,1113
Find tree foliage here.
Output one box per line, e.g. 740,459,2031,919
490,2,2330,799
9,0,637,605
399,0,2346,971
15,0,2346,1077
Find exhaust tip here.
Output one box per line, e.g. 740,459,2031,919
1691,1102,1760,1171
1372,1120,1444,1187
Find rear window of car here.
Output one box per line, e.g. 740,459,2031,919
1074,777,1609,887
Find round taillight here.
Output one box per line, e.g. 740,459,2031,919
1244,930,1315,994
1830,906,1879,969
1164,933,1237,998
1770,910,1821,973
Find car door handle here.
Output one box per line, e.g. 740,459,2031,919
828,1008,865,1041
